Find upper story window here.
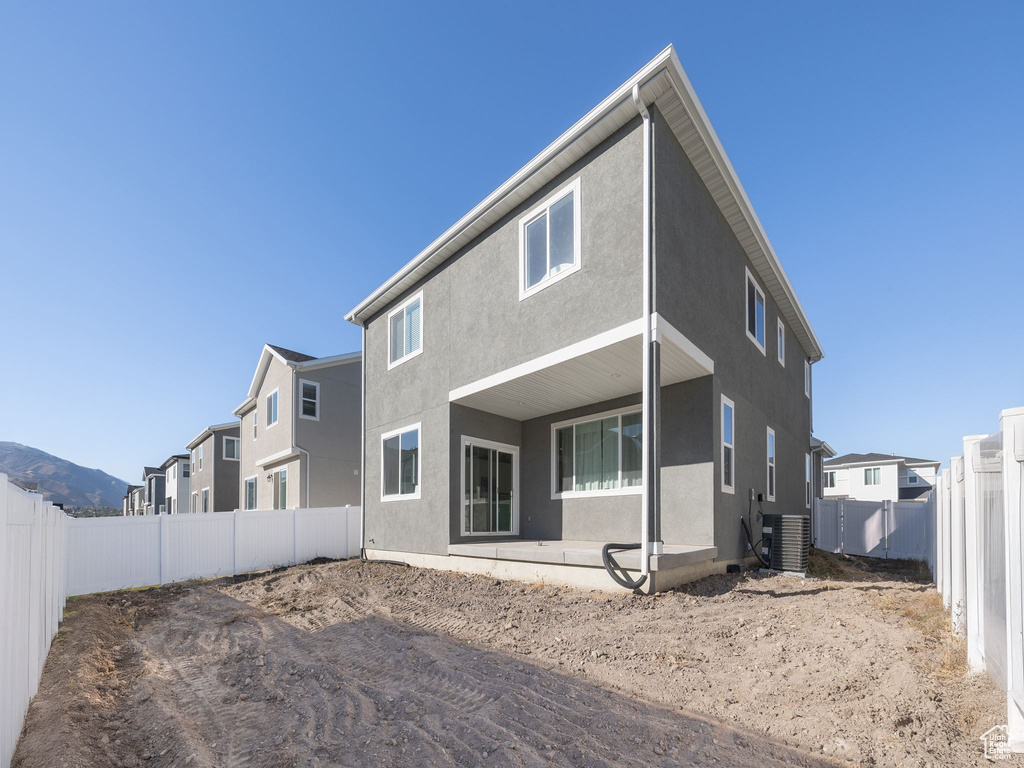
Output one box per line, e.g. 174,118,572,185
864,467,881,486
804,360,811,398
253,408,258,439
908,472,918,484
519,178,581,300
382,424,420,500
552,407,641,498
745,268,766,354
824,471,836,489
721,395,735,493
224,436,240,460
766,427,776,502
197,445,204,471
299,379,320,420
266,389,279,428
182,462,190,478
777,318,785,366
388,292,423,369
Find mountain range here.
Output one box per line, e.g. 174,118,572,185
0,441,130,508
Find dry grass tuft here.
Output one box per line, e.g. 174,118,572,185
879,589,967,679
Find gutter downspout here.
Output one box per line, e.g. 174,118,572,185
359,323,366,559
633,83,653,585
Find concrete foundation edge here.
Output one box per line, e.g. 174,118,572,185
363,548,756,593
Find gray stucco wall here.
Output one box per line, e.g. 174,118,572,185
362,120,646,557
652,106,813,561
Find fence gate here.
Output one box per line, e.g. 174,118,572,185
812,493,935,562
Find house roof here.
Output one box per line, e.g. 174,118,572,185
233,343,361,415
267,344,318,364
186,422,239,451
810,437,837,458
825,452,940,468
160,454,189,470
343,44,824,363
142,466,164,478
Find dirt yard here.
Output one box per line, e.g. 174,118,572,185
13,551,1016,767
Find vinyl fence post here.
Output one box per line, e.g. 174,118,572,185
345,504,350,560
159,511,170,586
232,509,239,577
839,499,845,555
884,500,890,560
292,507,298,566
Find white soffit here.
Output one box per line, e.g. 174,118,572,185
449,316,713,421
346,45,823,362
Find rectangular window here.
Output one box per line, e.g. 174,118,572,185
274,469,288,509
198,444,204,471
908,473,918,484
224,436,240,460
721,396,735,493
824,471,836,489
864,467,881,486
253,408,258,439
266,390,279,427
766,427,776,502
299,379,320,420
519,178,581,300
159,504,166,514
551,408,642,498
777,318,785,366
745,268,766,353
191,492,197,514
201,488,210,514
804,360,811,398
382,424,420,500
388,292,423,368
805,454,812,508
244,477,257,510
182,462,190,478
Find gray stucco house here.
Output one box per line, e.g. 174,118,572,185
345,46,825,592
186,423,240,513
141,467,165,515
232,344,361,510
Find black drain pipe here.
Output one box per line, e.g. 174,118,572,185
602,543,648,591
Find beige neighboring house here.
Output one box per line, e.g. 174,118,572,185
186,423,241,513
232,344,361,511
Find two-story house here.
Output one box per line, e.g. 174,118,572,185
160,454,190,514
130,485,146,516
122,484,142,516
345,46,825,593
232,344,361,511
823,453,940,502
141,467,165,515
186,423,241,513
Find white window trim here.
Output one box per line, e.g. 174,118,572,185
274,468,289,510
201,487,210,514
253,408,258,440
549,404,643,500
824,470,836,489
518,177,582,301
804,360,811,398
265,388,280,429
865,467,881,486
244,475,257,511
197,444,204,471
298,378,320,421
908,473,918,484
744,267,766,355
776,318,785,367
766,426,776,502
460,435,520,537
387,291,424,370
380,422,422,502
721,395,735,494
223,436,241,461
805,454,812,508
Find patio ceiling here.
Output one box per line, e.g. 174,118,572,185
448,314,713,422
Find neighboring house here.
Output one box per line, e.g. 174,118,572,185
232,344,361,511
161,454,190,514
344,45,824,592
186,423,241,513
130,485,146,516
810,437,837,500
122,484,143,515
823,453,940,502
142,467,165,515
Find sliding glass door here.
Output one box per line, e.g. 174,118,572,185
462,437,518,535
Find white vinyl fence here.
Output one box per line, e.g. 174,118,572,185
66,506,361,596
935,407,1024,753
813,495,936,563
1,474,68,768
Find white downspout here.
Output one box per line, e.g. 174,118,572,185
359,323,366,557
633,83,652,580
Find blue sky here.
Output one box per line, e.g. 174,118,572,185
1,1,1021,486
